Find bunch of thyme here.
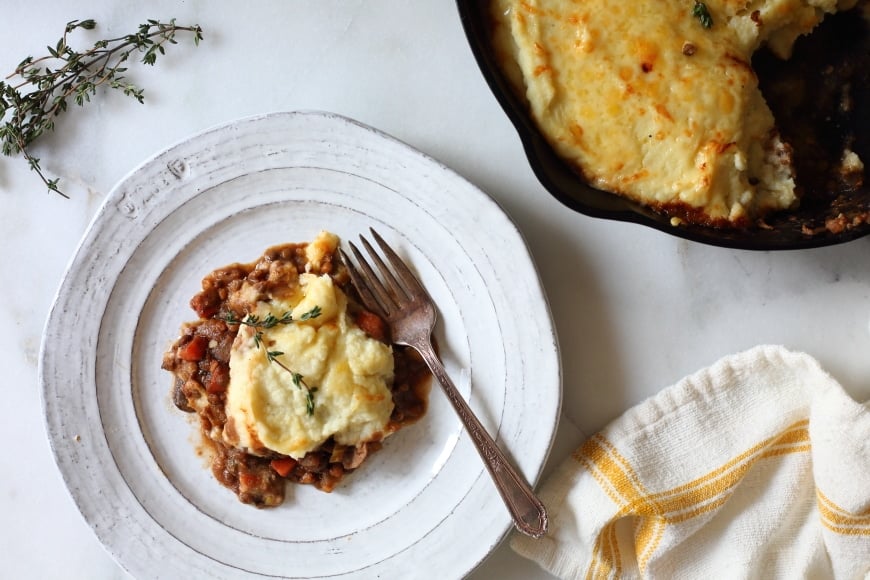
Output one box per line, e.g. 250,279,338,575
0,18,203,197
225,307,323,416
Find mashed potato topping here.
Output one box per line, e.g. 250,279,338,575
225,272,395,459
490,0,858,225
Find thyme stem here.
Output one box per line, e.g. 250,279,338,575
224,307,322,416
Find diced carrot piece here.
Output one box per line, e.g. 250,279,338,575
206,361,230,394
355,310,388,342
270,457,297,477
238,472,258,491
178,335,209,361
190,290,220,319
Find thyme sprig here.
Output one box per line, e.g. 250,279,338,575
0,18,203,197
225,307,322,415
692,1,713,29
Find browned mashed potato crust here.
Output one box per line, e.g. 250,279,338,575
162,235,431,507
490,0,868,230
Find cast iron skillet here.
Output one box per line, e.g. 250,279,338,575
457,1,870,250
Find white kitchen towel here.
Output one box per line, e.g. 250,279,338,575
512,345,870,579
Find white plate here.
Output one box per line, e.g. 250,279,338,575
39,111,561,579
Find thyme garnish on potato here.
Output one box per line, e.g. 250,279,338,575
224,307,323,416
692,1,714,29
0,18,203,197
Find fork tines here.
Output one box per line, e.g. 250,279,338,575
340,228,422,319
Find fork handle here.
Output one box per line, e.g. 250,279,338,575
416,346,549,538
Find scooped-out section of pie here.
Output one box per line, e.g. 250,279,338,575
489,0,864,227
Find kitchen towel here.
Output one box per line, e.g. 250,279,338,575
512,345,870,579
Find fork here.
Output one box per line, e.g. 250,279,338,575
340,229,548,539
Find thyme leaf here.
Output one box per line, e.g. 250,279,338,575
692,1,713,29
298,305,322,321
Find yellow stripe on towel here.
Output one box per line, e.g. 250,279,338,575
817,490,870,536
576,420,813,577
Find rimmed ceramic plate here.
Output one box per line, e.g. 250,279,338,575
39,111,561,578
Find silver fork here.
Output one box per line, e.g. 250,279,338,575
340,228,548,539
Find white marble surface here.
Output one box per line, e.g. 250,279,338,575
1,1,868,579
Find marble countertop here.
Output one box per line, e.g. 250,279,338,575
2,2,868,579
